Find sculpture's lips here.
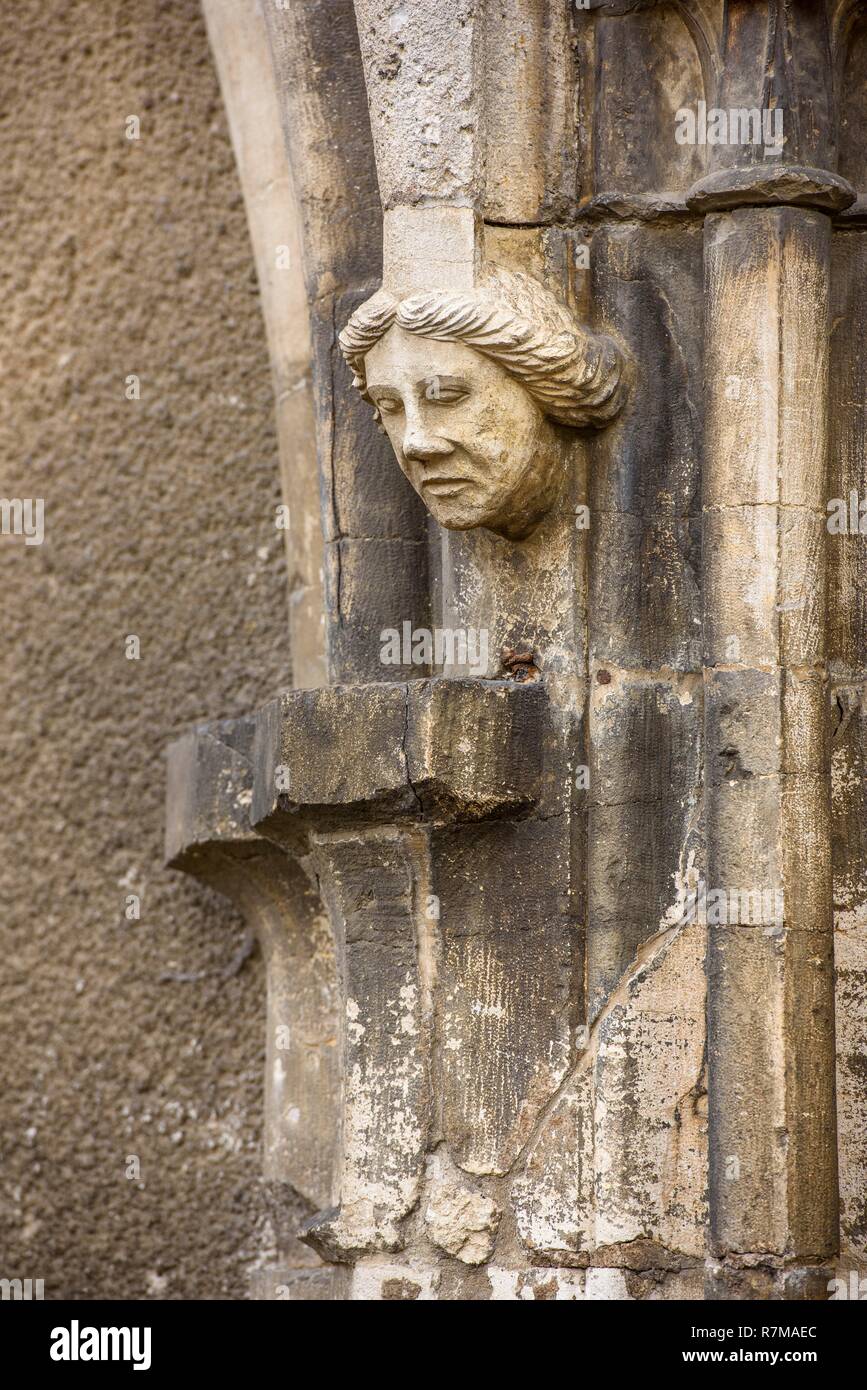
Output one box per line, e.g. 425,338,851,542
420,477,472,498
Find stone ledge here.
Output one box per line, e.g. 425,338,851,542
686,165,856,214
165,678,548,867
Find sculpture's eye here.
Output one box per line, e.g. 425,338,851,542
373,394,402,415
430,386,468,405
423,377,469,405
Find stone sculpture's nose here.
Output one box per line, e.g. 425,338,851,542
402,424,454,462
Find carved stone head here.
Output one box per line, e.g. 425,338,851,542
339,265,625,541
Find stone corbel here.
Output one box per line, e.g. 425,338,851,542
167,677,548,1279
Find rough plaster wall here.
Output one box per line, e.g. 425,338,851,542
0,0,291,1297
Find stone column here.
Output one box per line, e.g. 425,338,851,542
262,0,432,683
687,0,853,1298
202,0,325,687
305,826,431,1260
165,723,342,1299
701,204,839,1296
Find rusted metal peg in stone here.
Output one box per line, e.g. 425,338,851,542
499,643,539,683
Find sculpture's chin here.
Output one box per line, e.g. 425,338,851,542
434,511,487,532
433,508,545,543
422,495,491,532
485,515,545,543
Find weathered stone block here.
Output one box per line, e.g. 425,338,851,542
708,926,837,1260
435,816,579,1175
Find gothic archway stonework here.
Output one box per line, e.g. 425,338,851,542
167,0,867,1302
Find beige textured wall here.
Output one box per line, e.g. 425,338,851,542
0,0,291,1297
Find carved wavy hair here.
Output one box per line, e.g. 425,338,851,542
338,264,625,428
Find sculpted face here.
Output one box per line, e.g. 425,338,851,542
364,327,563,541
